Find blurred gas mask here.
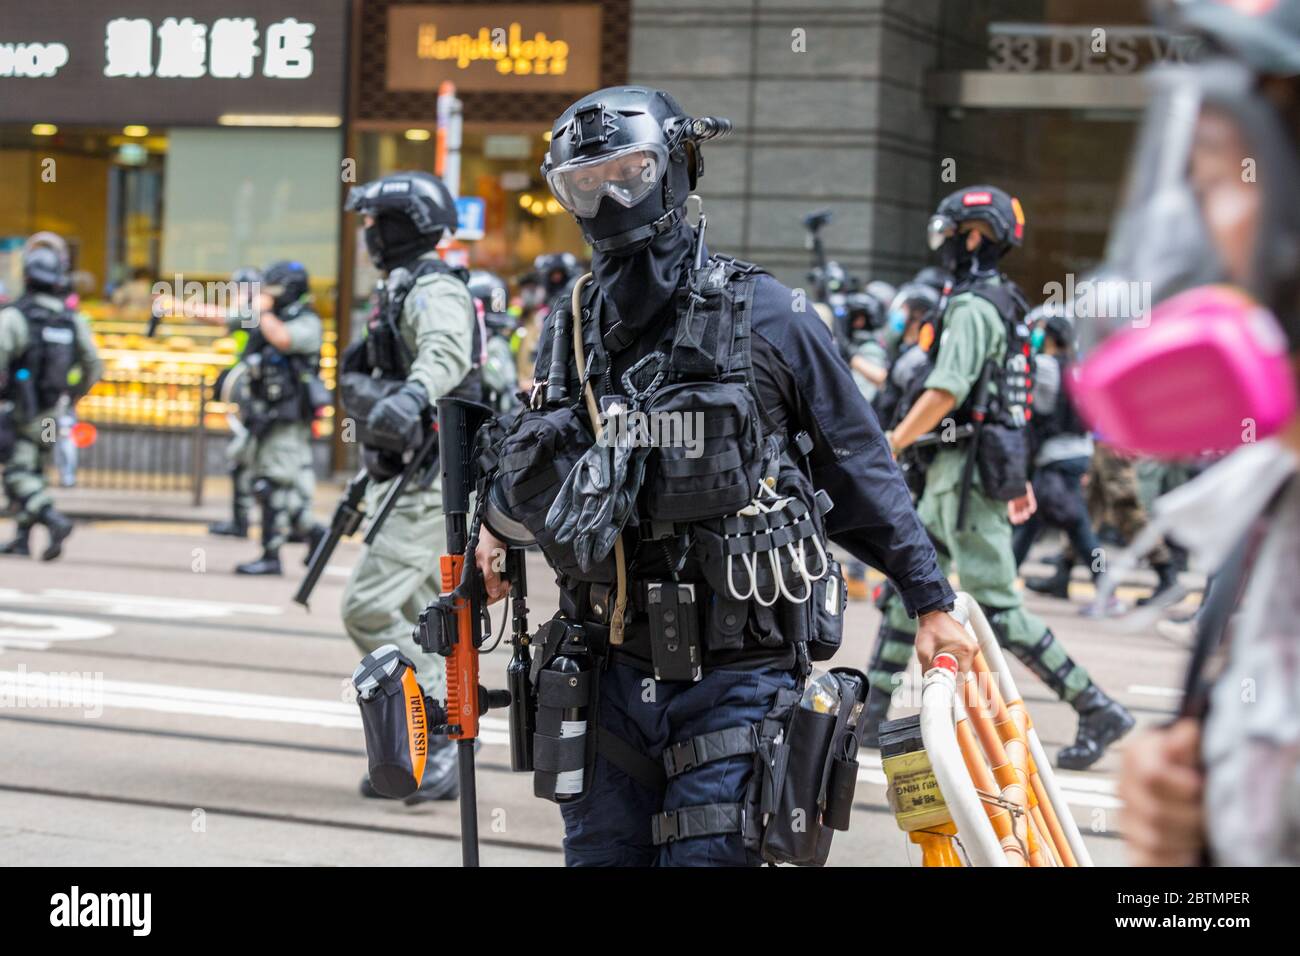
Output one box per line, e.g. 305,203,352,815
1072,59,1300,458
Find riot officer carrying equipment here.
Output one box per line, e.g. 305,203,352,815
1,233,100,561
474,86,958,866
865,186,1134,769
341,172,481,465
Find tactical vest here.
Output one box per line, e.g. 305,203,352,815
358,257,482,403
243,301,318,432
3,294,78,416
493,256,842,668
944,278,1034,431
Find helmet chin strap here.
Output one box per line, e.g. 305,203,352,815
585,206,683,255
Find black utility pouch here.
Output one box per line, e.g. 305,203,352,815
976,423,1030,502
642,382,762,522
531,619,601,804
761,695,837,865
646,581,702,682
760,668,870,864
807,559,846,662
821,668,870,832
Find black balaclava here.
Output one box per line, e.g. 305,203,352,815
366,212,437,272
591,215,695,339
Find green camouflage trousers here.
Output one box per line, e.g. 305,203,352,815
341,482,447,699
871,479,1092,705
252,422,317,550
2,424,54,526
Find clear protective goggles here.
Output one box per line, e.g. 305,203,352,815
1079,58,1300,352
926,215,957,251
545,142,668,218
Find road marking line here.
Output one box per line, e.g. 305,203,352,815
0,588,282,620
0,611,115,649
0,670,510,744
1127,684,1182,699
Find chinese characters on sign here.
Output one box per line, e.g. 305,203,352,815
104,16,316,80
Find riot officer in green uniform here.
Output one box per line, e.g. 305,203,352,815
226,261,326,575
339,171,480,801
864,186,1135,771
0,237,102,560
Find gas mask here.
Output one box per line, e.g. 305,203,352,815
1073,59,1300,459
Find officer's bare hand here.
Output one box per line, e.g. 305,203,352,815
1007,483,1037,525
475,527,511,604
915,610,978,673
1119,719,1205,866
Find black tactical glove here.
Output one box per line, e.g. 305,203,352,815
367,381,427,451
547,436,648,573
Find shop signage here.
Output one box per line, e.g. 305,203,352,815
0,1,346,125
387,4,602,93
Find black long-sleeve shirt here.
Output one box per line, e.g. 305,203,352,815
746,275,953,616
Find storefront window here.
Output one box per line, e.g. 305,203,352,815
349,123,587,319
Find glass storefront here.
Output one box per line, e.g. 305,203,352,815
0,123,342,439
347,123,588,321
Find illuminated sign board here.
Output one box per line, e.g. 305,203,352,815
0,1,346,125
386,4,602,93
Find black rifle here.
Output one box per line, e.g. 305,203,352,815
295,468,371,608
413,397,508,867
955,361,995,532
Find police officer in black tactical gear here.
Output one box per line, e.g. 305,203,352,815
0,236,102,560
474,86,974,867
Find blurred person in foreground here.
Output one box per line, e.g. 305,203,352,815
1075,0,1300,865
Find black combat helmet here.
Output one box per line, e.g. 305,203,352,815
467,270,511,330
542,86,731,255
262,260,309,313
534,252,581,291
345,171,459,271
22,232,70,294
927,185,1025,274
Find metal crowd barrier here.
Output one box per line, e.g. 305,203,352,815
73,369,210,504
883,592,1093,867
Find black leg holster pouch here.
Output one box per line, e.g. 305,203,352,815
753,667,870,865
529,619,601,803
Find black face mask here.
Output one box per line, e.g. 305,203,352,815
938,233,1002,280
365,214,438,272
591,215,694,337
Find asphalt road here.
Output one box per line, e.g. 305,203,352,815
0,515,1198,867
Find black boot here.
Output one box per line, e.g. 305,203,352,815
1137,560,1187,607
1056,685,1136,771
235,551,282,575
302,523,327,566
37,506,73,561
208,507,249,538
0,524,32,557
1025,553,1071,600
236,504,282,575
